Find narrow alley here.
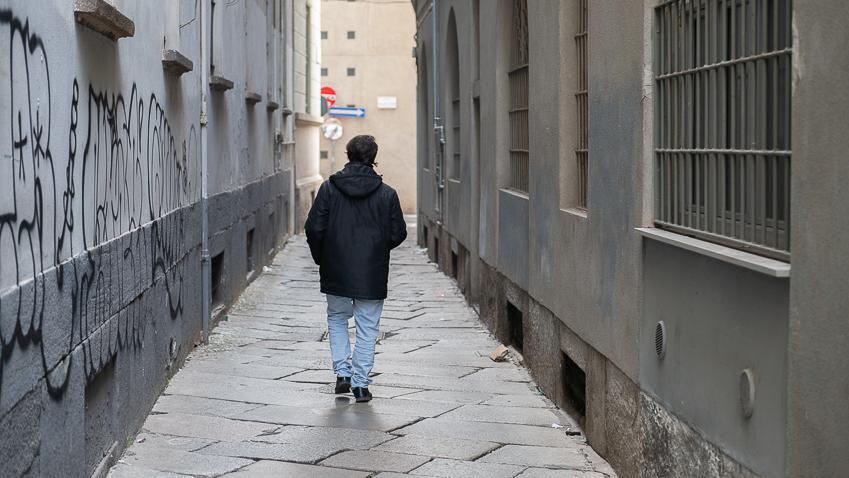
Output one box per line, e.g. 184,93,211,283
108,224,615,478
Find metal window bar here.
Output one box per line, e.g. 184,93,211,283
508,0,530,193
654,0,791,260
575,0,588,208
451,98,461,180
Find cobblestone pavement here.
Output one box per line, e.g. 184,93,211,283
108,224,616,478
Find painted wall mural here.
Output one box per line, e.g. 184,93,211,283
0,9,199,401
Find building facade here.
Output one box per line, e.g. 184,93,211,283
413,1,849,477
294,0,323,231
320,0,417,212
0,0,315,475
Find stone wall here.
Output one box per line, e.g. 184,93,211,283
0,1,296,475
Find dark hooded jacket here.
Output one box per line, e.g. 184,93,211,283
304,162,407,300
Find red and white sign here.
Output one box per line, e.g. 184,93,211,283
321,86,337,108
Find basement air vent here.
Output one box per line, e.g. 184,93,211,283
654,321,667,359
740,368,755,419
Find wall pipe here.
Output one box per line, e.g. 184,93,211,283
199,0,211,344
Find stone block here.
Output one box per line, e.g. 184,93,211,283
584,346,608,457
525,301,564,400
604,362,640,478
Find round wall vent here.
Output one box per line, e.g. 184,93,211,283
740,368,756,419
654,321,667,359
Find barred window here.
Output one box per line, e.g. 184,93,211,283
508,0,529,193
654,0,792,260
575,0,588,209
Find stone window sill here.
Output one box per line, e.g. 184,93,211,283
74,0,135,41
246,91,263,105
162,49,193,76
209,75,234,92
637,227,790,278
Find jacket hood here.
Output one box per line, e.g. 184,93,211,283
330,162,383,198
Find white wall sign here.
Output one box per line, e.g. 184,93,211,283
377,96,397,109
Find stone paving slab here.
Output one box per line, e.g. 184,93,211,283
107,464,187,478
409,458,526,478
152,395,264,418
221,460,370,478
142,412,275,441
321,450,431,473
440,404,564,427
374,435,500,460
113,442,253,477
395,417,576,447
109,232,615,477
196,439,347,464
516,469,609,478
235,403,420,431
249,425,395,449
478,444,591,468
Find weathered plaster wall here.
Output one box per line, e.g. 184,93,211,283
0,1,294,476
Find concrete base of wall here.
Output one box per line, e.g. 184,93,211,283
417,214,759,478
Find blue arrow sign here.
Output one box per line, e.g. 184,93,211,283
329,106,366,118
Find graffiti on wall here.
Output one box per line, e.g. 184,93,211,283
0,9,199,400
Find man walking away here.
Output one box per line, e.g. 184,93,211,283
304,135,407,402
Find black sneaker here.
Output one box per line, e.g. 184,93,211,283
334,376,352,394
352,387,373,403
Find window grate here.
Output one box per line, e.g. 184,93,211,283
508,0,529,193
654,0,792,260
575,0,588,208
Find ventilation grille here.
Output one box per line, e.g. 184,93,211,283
654,321,667,359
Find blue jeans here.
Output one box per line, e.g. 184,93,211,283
326,294,384,388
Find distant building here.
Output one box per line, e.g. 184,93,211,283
0,0,317,475
413,1,849,477
321,0,417,212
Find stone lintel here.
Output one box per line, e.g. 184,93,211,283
162,49,194,76
74,0,135,41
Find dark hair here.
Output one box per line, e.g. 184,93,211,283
346,135,379,165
